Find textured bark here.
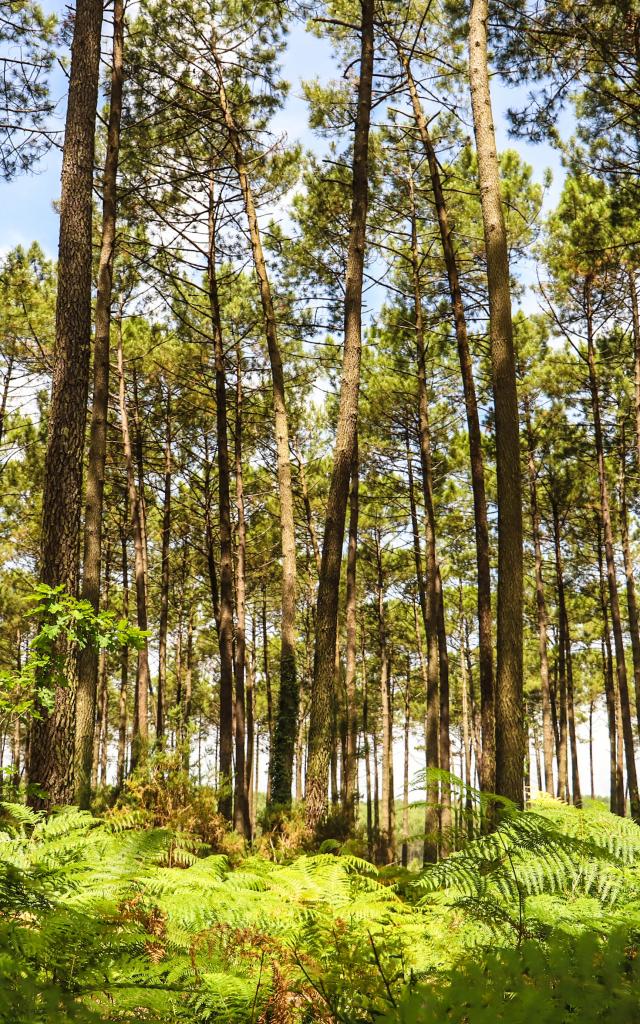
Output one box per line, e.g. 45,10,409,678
305,0,375,830
585,279,640,821
156,387,172,746
207,180,234,823
27,0,104,809
523,396,554,795
343,447,359,826
116,323,149,772
402,60,494,796
75,0,124,808
233,342,250,836
469,0,524,806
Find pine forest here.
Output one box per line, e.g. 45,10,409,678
2,0,640,1019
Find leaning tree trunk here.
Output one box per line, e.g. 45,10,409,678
585,277,640,822
207,178,235,825
468,0,524,807
212,50,297,811
305,0,375,831
27,0,104,809
402,57,494,796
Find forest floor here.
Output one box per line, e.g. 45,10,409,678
2,791,640,1022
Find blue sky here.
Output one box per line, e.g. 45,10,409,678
0,7,567,261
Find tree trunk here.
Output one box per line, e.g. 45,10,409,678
91,540,111,791
402,59,494,796
343,445,359,827
597,517,624,815
402,666,411,868
156,385,172,746
116,524,129,790
233,341,250,836
523,395,554,795
211,50,297,809
375,529,395,863
469,0,524,806
565,621,582,807
27,0,104,809
207,178,234,823
261,585,273,803
203,437,221,635
305,0,375,830
618,418,640,736
75,0,124,808
629,269,640,474
551,501,569,803
116,321,150,772
585,277,640,821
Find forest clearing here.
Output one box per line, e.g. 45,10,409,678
2,0,640,1019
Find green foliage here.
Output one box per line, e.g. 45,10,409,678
1,799,640,1022
0,584,147,729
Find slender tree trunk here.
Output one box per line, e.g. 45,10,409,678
27,0,104,809
207,178,234,823
629,269,640,474
203,439,221,634
233,342,250,836
406,195,441,859
469,0,523,806
343,446,359,826
362,637,373,860
597,516,624,815
585,278,640,821
375,529,395,863
117,322,149,772
589,698,595,801
618,418,640,736
211,51,297,809
261,585,273,803
116,524,129,790
156,386,172,746
306,0,375,830
551,501,569,803
183,609,193,772
565,621,582,807
402,666,411,868
296,441,321,572
523,396,554,794
402,62,494,795
91,541,111,791
0,343,15,452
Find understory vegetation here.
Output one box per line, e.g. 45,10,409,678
2,790,640,1022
